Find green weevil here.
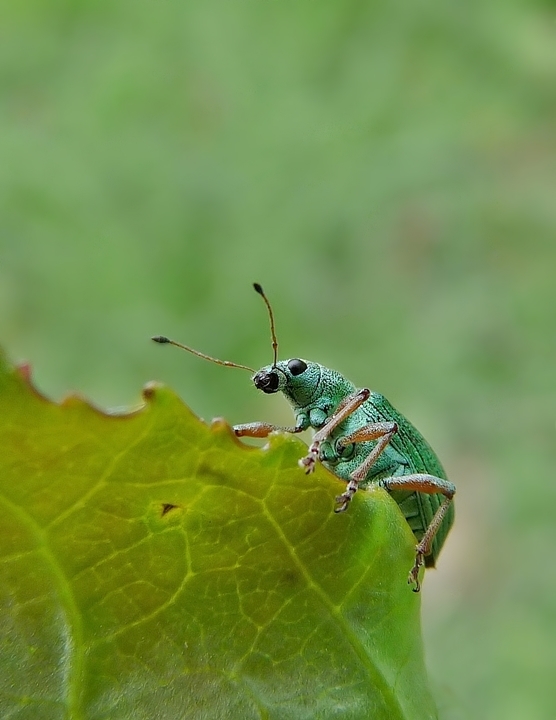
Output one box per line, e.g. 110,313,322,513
153,283,455,591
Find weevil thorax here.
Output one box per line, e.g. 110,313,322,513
252,358,356,427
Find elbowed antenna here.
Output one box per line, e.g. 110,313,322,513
151,335,255,372
253,283,278,367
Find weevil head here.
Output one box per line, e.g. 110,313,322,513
252,358,321,406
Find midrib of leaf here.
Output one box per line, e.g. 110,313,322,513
0,493,85,720
260,498,407,720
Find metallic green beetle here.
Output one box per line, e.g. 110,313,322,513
153,283,455,592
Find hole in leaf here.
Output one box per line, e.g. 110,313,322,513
161,503,179,516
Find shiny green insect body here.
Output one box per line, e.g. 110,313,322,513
153,284,455,591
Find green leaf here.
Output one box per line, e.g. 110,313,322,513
0,350,437,720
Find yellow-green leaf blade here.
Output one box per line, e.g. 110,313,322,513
0,351,437,719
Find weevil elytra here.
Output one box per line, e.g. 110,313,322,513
153,283,455,592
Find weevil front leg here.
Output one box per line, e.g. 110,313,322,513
234,422,305,438
299,389,371,473
378,474,455,591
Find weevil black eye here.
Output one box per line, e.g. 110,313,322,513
287,359,307,376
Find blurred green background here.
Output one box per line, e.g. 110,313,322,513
1,0,555,717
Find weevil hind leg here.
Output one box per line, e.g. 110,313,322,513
379,474,455,592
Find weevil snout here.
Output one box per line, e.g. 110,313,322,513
253,369,280,394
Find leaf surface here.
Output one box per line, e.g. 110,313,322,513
0,352,437,720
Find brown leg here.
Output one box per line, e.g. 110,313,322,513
234,422,304,438
334,421,398,512
379,474,455,591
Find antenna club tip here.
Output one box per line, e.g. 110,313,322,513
253,282,264,295
152,335,170,344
